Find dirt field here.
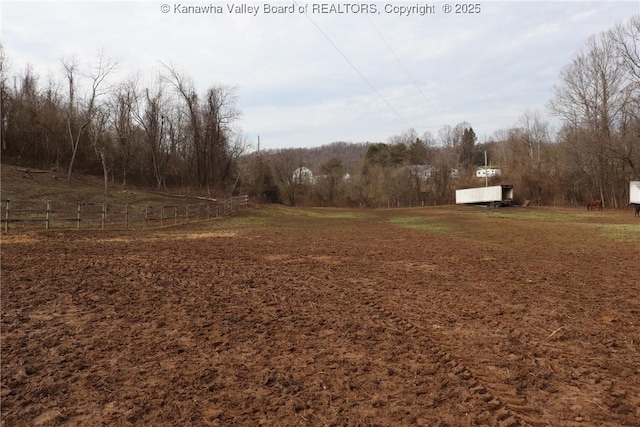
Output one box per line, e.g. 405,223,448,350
2,205,639,426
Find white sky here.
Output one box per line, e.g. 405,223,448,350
1,1,638,150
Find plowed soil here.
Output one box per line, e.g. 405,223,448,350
2,205,639,426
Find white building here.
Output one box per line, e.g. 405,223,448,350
407,165,433,180
476,168,502,178
292,166,316,184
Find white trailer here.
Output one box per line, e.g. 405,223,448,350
630,181,640,204
630,181,640,216
456,185,514,207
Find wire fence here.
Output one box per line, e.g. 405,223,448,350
0,195,249,233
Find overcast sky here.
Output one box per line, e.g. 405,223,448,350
2,1,638,150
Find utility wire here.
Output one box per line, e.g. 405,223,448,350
366,14,444,124
294,3,415,130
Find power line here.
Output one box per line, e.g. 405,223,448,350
294,3,415,131
365,14,444,124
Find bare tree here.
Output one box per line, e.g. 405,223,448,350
387,128,418,147
63,54,117,182
203,85,242,190
88,103,111,196
132,83,171,190
516,110,551,171
227,133,250,196
431,123,471,201
438,125,455,149
319,157,346,206
6,66,40,163
270,148,308,205
611,14,640,82
0,44,7,152
610,14,640,180
430,145,457,203
163,64,241,193
111,77,139,189
40,78,66,171
344,158,384,207
549,31,634,206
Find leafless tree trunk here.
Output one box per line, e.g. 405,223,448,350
40,81,66,172
63,54,116,182
133,85,170,191
88,104,110,197
111,78,139,189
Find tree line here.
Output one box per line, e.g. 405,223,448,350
2,15,638,207
0,50,245,196
236,16,640,208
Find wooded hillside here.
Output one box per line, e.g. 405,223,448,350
1,15,638,207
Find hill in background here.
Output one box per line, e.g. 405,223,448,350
262,141,372,171
0,164,213,206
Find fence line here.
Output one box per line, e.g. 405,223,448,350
1,195,249,233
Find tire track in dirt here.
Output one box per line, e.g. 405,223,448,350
467,286,640,427
270,247,531,425
317,220,640,427
307,246,639,427
324,277,536,427
425,253,640,427
264,253,504,425
284,242,551,427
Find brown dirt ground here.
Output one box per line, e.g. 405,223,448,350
2,205,639,426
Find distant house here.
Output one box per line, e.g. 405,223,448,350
407,165,433,181
476,168,502,178
292,166,316,184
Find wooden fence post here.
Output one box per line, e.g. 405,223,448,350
46,201,52,230
0,197,246,233
4,199,10,233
